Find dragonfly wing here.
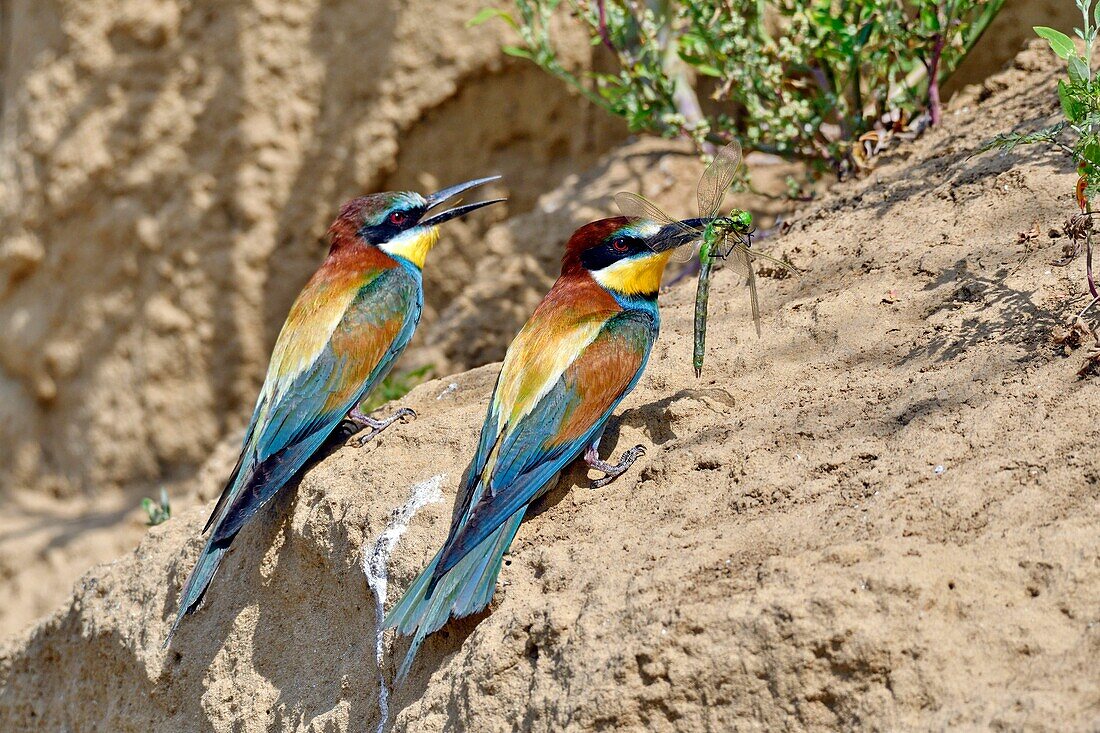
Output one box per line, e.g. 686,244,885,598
669,240,701,263
614,192,680,227
721,239,752,276
743,249,761,337
616,191,701,262
750,248,799,275
697,140,743,219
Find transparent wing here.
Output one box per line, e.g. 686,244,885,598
616,191,701,262
697,140,743,219
669,240,701,263
614,192,680,228
739,248,762,337
749,248,799,276
716,236,752,275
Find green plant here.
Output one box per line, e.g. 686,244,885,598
141,488,171,526
980,2,1100,318
473,0,1003,172
982,5,1100,198
360,364,435,413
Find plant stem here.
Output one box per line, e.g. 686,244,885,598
1081,0,1094,76
852,53,863,132
595,0,616,53
850,3,865,133
1078,293,1100,320
926,32,946,126
1087,202,1098,299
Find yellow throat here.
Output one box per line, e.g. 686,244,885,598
378,226,441,269
592,250,673,296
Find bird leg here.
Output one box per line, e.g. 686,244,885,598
584,434,647,488
346,405,416,448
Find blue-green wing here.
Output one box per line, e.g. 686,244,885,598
434,309,656,579
209,267,421,542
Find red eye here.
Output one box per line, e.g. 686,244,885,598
388,211,408,226
611,237,630,253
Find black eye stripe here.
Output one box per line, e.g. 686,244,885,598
579,234,647,271
357,205,425,244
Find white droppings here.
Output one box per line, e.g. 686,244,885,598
362,473,445,733
436,382,458,400
934,465,945,475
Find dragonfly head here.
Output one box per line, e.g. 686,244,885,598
730,210,753,231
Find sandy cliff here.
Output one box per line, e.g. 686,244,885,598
0,0,621,501
0,0,623,635
1,45,1098,731
0,0,1084,502
0,0,1088,638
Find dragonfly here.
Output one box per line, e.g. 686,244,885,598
615,139,796,377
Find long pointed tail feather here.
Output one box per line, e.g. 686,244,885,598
165,441,312,646
384,508,525,680
164,537,230,648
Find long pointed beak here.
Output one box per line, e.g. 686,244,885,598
420,175,505,227
650,218,710,252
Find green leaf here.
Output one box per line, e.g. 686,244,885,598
1058,79,1072,118
695,64,723,77
973,122,1066,155
468,8,518,30
501,45,534,59
1069,55,1091,83
856,20,875,47
1058,79,1082,121
1034,26,1076,60
1080,136,1100,168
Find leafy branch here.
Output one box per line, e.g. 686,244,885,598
474,1,1005,173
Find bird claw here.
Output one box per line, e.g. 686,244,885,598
347,432,374,449
591,473,616,489
589,444,647,488
345,407,417,448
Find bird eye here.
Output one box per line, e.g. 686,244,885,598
388,210,409,226
610,237,630,253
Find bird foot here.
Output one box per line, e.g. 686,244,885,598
585,443,646,488
346,406,416,448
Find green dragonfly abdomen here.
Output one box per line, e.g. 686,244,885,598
694,213,754,376
616,140,785,378
693,231,720,377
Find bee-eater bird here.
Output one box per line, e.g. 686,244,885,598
166,177,504,645
385,215,700,679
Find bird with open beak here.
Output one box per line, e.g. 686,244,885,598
166,176,504,644
385,215,698,679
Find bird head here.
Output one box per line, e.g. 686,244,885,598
561,216,700,298
329,176,504,268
